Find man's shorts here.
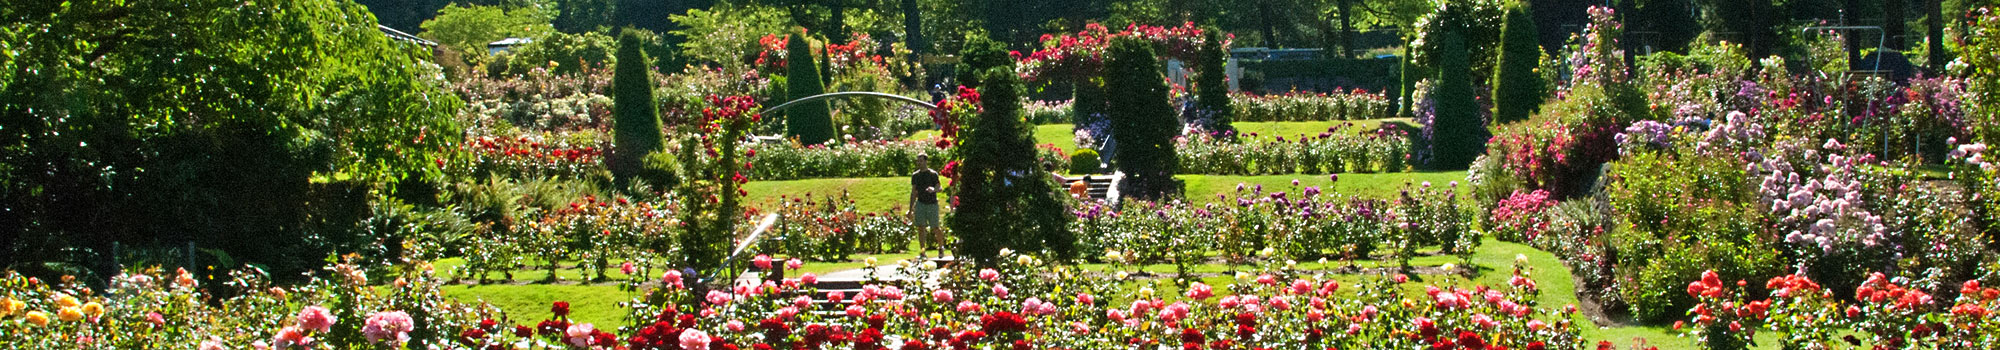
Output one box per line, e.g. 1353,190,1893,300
913,202,940,227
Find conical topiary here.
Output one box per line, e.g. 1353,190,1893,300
612,28,664,185
785,32,835,145
1491,4,1546,124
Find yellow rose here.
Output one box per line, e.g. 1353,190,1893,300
54,294,80,308
0,297,18,316
57,306,84,322
25,311,49,326
81,302,104,318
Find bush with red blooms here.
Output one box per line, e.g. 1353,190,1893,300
1679,270,2000,349
673,95,762,275
0,254,1606,350
1018,22,1225,83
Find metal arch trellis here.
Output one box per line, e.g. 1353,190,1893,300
758,91,937,116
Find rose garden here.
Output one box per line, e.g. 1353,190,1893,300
5,0,2000,349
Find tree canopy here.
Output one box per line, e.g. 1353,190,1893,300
1,0,463,277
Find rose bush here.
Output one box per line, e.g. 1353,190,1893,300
1177,123,1410,175
1229,90,1396,122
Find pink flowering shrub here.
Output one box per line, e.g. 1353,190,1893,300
1489,189,1556,242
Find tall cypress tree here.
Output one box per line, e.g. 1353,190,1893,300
1397,42,1417,118
1195,29,1235,136
612,29,664,184
1105,37,1181,200
950,68,1075,263
1431,32,1484,169
785,32,835,145
1491,5,1546,125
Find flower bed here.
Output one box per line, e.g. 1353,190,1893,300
1075,180,1473,267
766,192,914,261
744,141,1068,181
0,252,1596,350
1177,124,1410,175
1230,90,1396,122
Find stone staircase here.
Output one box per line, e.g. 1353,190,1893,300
1069,172,1122,204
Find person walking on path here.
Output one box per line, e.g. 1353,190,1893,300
911,154,944,258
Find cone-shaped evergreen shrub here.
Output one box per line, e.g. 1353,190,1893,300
1431,32,1485,169
1491,5,1546,124
950,68,1075,264
612,29,664,185
1195,29,1235,136
785,32,835,145
1105,37,1181,200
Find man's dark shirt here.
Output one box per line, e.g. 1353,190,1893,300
912,169,940,204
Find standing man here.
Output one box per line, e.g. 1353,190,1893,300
911,154,944,258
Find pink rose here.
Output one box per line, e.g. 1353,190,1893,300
679,328,710,350
933,289,954,303
272,326,312,349
707,290,732,305
1185,282,1214,300
296,306,335,333
786,259,804,270
361,311,414,345
726,320,746,332
979,269,1000,281
564,323,595,347
661,270,684,288
754,255,773,270
801,273,818,285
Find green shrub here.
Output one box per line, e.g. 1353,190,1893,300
1105,37,1182,201
636,150,680,191
1072,77,1110,125
953,33,1011,90
950,69,1075,263
506,31,617,76
784,32,835,145
1490,4,1545,125
1068,149,1101,174
611,29,665,186
1194,29,1234,135
1605,152,1781,323
1429,31,1485,169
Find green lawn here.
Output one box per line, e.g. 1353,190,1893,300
443,284,639,328
745,177,916,213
